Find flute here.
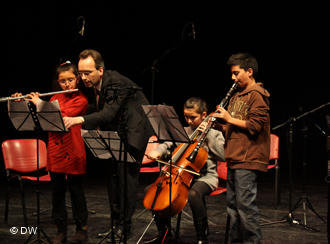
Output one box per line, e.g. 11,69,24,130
0,89,79,102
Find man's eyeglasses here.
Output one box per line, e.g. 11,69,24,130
78,70,97,77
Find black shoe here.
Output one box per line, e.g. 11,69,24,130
97,227,113,238
194,217,208,244
196,240,208,244
70,230,88,244
52,233,67,244
106,226,131,243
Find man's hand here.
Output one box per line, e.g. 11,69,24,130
63,116,84,129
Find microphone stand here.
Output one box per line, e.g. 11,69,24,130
272,102,329,231
148,46,177,105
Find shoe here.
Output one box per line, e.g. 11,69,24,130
52,233,67,244
106,226,122,243
106,226,132,243
70,230,88,244
196,240,208,244
260,240,273,244
194,217,208,244
261,240,273,244
97,227,113,238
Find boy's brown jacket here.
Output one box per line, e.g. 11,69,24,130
224,82,270,172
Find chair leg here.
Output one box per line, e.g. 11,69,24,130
224,214,230,244
274,165,281,208
32,190,51,216
175,211,182,239
203,197,210,236
4,180,10,223
65,202,96,214
18,177,28,226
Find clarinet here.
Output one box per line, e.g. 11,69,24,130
218,83,238,108
187,83,238,162
186,82,238,143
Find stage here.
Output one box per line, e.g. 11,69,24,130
0,161,327,244
1,2,329,244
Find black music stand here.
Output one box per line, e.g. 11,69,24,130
81,129,135,244
269,103,329,231
136,104,190,244
8,99,68,244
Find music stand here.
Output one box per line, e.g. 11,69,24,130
81,129,135,244
136,104,190,244
269,102,329,231
8,99,68,244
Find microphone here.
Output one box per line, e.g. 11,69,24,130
77,16,85,37
191,22,196,40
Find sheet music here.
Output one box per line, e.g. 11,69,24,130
8,100,36,131
8,100,68,132
37,100,68,132
142,104,190,143
81,129,136,162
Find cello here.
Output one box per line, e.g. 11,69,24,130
143,83,238,217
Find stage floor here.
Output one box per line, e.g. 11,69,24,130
0,171,328,244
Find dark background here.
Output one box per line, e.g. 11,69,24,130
1,2,329,185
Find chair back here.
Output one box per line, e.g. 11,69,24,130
217,161,227,181
2,139,47,173
141,135,160,165
209,161,227,196
269,134,279,161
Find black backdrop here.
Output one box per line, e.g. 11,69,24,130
2,2,328,184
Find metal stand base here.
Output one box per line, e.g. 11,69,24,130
260,195,326,232
137,214,156,244
24,227,52,244
288,195,326,231
97,226,121,244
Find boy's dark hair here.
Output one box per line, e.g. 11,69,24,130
79,49,105,69
184,97,208,114
227,53,258,78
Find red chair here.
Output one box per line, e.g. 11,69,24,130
175,161,228,239
21,174,51,181
223,134,281,233
268,133,280,207
140,135,162,173
21,174,52,217
218,134,280,242
209,161,227,196
207,161,228,238
135,136,161,220
1,139,48,225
